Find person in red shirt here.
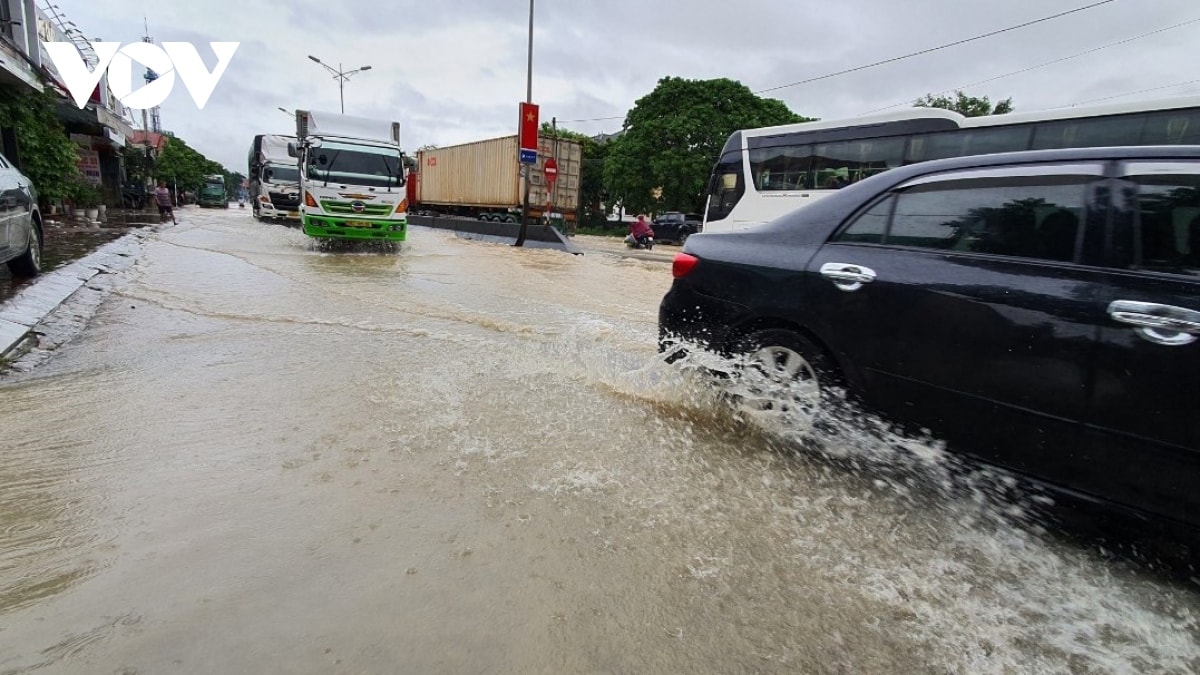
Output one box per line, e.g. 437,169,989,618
628,215,654,247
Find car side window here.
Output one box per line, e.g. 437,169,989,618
835,196,893,244
885,176,1090,262
1122,162,1200,277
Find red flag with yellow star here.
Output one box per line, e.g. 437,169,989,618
519,102,539,153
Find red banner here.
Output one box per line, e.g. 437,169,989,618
519,102,539,152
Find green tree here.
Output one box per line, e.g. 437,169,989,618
154,136,229,192
915,91,1014,117
603,77,810,215
0,87,84,204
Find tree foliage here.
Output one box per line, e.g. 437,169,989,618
154,136,227,191
0,87,83,203
603,77,811,214
914,91,1014,117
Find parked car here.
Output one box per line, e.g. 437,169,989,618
0,152,42,278
659,145,1200,541
653,212,702,245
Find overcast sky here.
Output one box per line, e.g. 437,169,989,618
61,0,1200,173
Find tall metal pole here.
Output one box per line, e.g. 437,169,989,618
514,0,534,247
308,56,370,114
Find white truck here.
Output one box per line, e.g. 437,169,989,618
288,110,408,242
247,134,301,223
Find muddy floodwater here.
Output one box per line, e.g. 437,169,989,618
1,209,1197,674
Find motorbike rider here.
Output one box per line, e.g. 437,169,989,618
628,215,654,247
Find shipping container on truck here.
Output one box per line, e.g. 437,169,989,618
412,135,582,223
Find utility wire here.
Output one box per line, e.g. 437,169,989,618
557,0,1120,125
857,16,1200,115
1049,79,1200,108
754,0,1117,94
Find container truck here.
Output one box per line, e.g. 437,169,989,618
247,134,301,224
288,109,408,242
410,135,581,225
198,174,228,208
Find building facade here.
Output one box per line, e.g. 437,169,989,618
34,2,137,206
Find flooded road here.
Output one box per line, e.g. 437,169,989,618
1,208,1197,673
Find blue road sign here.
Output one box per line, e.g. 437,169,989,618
519,148,537,164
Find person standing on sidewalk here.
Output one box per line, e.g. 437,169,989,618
154,181,175,224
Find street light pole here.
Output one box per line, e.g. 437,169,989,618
514,0,534,247
307,55,372,114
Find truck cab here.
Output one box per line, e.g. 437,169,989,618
255,163,301,222
249,134,301,224
198,175,228,208
290,110,409,242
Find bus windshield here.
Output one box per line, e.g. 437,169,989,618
307,141,403,189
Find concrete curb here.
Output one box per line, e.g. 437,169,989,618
0,228,152,360
409,215,584,255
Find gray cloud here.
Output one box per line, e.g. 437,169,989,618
60,0,1200,172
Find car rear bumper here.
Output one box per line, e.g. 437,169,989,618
658,282,746,354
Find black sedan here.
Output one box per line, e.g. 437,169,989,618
660,145,1200,541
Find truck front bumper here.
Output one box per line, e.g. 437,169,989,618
302,215,407,241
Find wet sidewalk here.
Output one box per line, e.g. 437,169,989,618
0,207,161,305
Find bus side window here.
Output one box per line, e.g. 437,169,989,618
1141,110,1200,144
749,145,812,191
1032,115,1145,150
812,138,905,189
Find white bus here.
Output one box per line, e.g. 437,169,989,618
703,95,1200,233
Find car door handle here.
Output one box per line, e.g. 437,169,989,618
820,262,876,292
1107,300,1200,346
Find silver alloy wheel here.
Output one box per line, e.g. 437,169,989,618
29,227,41,270
734,345,822,431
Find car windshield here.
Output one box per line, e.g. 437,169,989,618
307,141,402,189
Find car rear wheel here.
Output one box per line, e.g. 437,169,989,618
7,221,42,278
727,329,842,436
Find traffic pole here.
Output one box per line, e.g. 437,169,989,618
514,0,534,247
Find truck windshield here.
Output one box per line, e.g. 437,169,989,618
307,141,402,189
263,166,300,184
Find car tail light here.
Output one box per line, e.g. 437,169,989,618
304,192,318,208
672,253,699,279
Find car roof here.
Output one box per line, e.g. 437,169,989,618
885,145,1200,177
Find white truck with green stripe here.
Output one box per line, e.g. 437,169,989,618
288,109,408,241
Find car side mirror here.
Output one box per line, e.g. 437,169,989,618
286,142,297,157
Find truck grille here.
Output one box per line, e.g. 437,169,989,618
269,192,300,209
320,200,394,217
